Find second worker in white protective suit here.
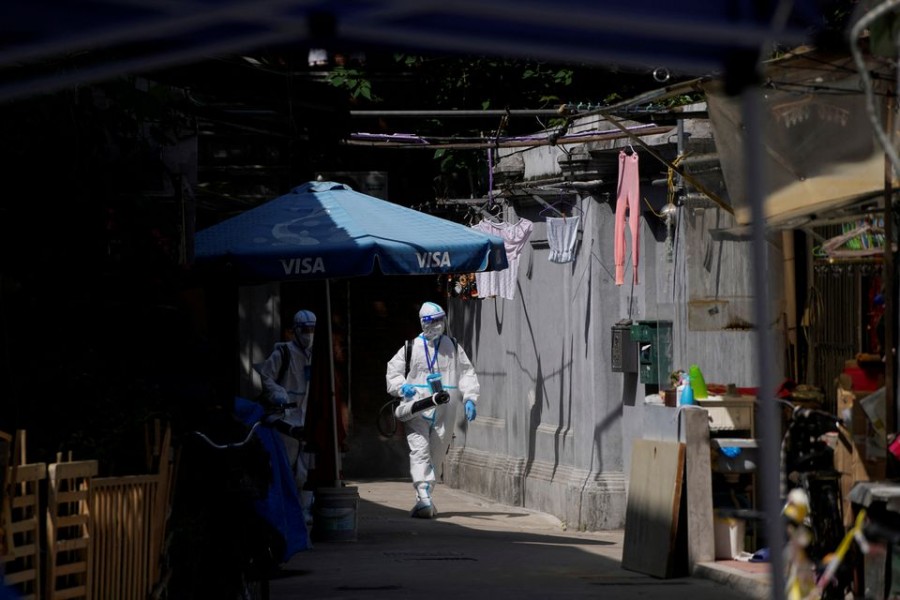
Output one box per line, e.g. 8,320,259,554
386,302,479,518
255,309,317,536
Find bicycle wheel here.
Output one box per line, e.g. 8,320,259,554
239,572,268,600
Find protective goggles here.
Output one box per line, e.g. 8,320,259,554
295,324,316,333
420,314,445,323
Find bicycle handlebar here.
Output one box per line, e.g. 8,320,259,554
193,422,263,450
192,401,307,450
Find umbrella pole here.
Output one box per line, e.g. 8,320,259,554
347,282,352,421
326,279,342,487
743,84,785,600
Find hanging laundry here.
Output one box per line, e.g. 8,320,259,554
546,215,580,263
614,150,640,286
472,218,534,300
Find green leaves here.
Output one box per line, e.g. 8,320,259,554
324,66,380,101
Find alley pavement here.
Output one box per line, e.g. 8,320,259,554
269,479,770,600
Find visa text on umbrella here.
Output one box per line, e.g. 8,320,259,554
281,257,326,275
417,251,451,268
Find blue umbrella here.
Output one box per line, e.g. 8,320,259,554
195,180,508,281
195,180,508,485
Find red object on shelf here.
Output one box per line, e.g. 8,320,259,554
843,362,884,392
706,384,758,397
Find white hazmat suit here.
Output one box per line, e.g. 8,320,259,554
386,302,479,518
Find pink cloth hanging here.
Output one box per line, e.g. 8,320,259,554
614,150,640,285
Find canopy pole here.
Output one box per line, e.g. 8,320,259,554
326,279,341,487
884,92,895,434
346,282,352,422
744,84,785,600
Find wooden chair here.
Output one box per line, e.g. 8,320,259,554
46,459,98,600
1,430,46,600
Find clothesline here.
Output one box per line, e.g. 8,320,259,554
345,124,670,149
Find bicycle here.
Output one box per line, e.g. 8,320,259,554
780,402,847,566
777,400,900,600
784,488,900,600
175,397,308,600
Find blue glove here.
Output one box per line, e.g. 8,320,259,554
464,399,477,422
401,383,416,398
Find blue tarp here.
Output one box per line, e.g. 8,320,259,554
194,180,508,282
233,397,309,561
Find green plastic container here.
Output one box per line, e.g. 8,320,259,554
689,364,709,399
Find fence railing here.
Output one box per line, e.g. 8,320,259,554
1,424,174,600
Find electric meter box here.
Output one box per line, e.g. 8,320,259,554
629,320,673,385
611,323,638,373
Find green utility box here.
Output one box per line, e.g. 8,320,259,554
629,320,673,386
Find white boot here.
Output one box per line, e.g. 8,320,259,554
410,481,437,518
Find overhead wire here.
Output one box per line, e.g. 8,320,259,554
765,79,891,96
346,122,670,150
342,55,883,152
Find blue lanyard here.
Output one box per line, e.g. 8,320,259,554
422,336,442,373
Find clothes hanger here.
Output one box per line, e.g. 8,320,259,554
539,199,583,218
477,202,502,224
532,195,566,218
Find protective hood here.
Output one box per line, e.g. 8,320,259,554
419,302,445,341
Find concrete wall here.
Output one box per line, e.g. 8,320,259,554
445,113,785,530
237,283,282,398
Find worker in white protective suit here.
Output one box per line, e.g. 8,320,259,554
386,302,479,518
255,309,317,536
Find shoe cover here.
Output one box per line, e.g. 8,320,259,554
410,499,438,519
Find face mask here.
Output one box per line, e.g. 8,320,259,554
422,321,444,341
295,330,315,350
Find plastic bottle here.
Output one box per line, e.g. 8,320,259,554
680,375,695,406
689,364,708,400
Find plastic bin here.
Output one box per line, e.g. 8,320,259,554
714,516,746,559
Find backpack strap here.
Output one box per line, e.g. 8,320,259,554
404,340,412,377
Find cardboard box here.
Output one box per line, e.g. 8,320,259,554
833,422,885,529
836,387,854,421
